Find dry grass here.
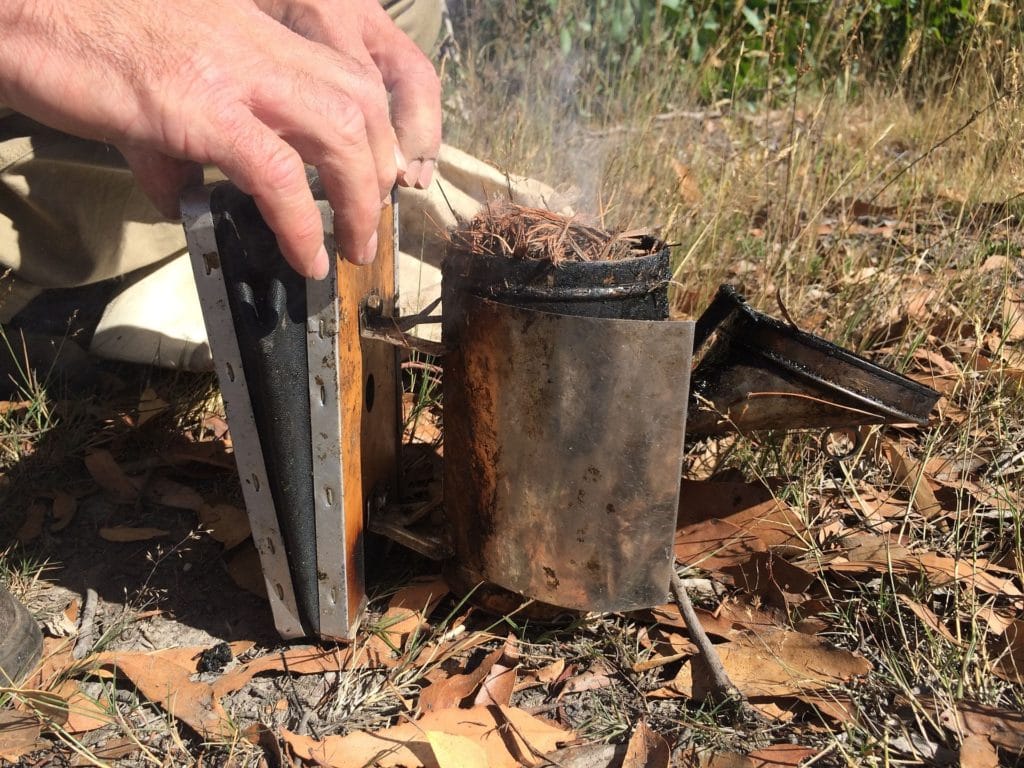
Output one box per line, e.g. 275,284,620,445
447,200,660,262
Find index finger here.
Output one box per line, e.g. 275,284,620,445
360,14,442,187
210,108,330,279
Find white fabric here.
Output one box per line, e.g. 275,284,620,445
89,145,571,370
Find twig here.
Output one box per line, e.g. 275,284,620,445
668,570,741,704
72,588,99,660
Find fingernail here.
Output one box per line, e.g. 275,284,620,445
311,244,330,280
394,145,408,175
362,231,379,264
403,159,422,188
416,159,435,190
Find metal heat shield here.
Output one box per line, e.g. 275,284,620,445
182,182,400,640
443,294,695,612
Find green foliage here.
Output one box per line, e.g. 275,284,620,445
491,0,1021,101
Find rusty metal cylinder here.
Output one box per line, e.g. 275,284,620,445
440,249,693,612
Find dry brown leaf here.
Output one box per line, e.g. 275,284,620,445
146,477,204,511
911,552,1023,597
515,658,565,691
676,479,775,526
84,450,139,503
213,645,362,701
702,752,755,768
281,705,573,768
623,720,670,768
936,700,1024,753
198,503,252,549
90,643,355,738
851,489,911,522
722,553,816,611
972,606,1015,635
92,644,246,737
676,481,808,556
74,737,142,766
559,666,615,698
884,440,942,518
0,399,32,415
792,692,859,722
746,744,818,766
701,744,819,768
672,628,872,699
98,526,169,543
69,736,140,766
716,599,785,635
16,499,46,544
226,541,267,599
670,158,701,206
49,680,114,733
1002,298,1024,342
418,647,503,713
959,734,999,768
637,604,735,639
637,626,699,660
0,710,43,762
374,576,450,653
50,491,77,532
27,637,75,690
427,730,489,768
748,700,794,722
992,619,1024,684
136,387,170,426
675,518,766,570
823,534,1021,596
473,662,517,707
896,594,962,646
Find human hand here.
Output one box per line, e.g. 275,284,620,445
0,0,441,277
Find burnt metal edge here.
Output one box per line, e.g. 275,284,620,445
182,185,305,640
695,285,939,424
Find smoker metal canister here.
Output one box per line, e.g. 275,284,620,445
440,248,693,612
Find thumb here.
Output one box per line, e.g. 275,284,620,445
119,146,204,219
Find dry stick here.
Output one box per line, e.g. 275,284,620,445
72,588,99,660
668,570,743,705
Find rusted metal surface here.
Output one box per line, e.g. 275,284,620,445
687,286,940,436
442,294,694,612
